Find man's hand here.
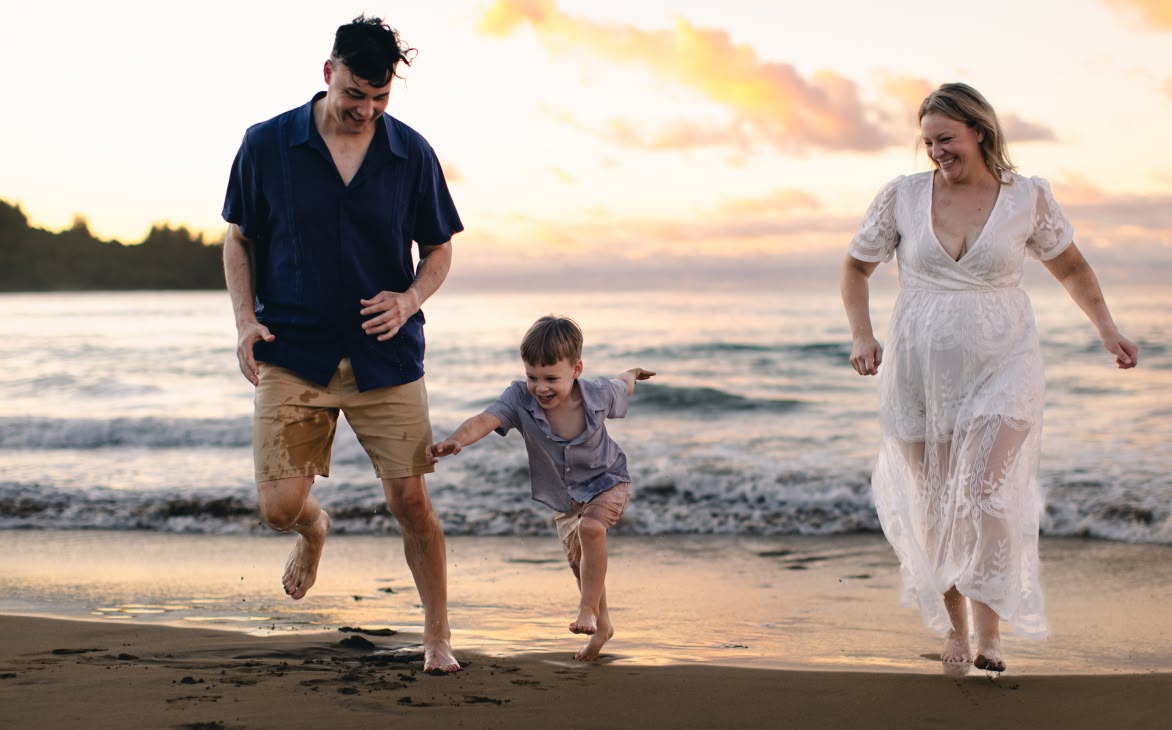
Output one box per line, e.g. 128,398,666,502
236,321,275,385
360,289,421,342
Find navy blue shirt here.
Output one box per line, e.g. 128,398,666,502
222,92,463,390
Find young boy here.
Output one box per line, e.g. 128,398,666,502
427,315,654,661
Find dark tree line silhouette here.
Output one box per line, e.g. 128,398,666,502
0,200,226,291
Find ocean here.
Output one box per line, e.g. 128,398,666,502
1,283,1168,544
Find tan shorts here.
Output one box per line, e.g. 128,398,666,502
554,483,632,569
253,359,434,482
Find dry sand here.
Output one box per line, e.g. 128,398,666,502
2,615,1169,730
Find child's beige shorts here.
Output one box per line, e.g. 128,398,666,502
554,483,632,569
253,359,434,482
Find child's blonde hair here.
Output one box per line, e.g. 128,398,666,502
520,315,583,366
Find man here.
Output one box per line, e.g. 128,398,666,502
222,15,461,674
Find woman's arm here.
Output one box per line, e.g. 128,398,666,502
1042,243,1138,369
840,253,884,376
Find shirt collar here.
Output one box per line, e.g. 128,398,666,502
289,91,408,159
522,377,608,422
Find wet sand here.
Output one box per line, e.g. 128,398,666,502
1,532,1170,728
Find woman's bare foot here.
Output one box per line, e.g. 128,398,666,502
942,629,971,664
282,511,330,600
570,604,599,635
423,637,460,674
575,617,614,661
974,637,1006,673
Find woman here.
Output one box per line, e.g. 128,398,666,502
840,83,1137,673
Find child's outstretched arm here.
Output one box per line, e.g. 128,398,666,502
618,367,655,396
427,412,501,462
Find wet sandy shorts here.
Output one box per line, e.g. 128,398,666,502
554,483,632,568
253,359,434,482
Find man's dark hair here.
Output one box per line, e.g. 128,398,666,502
330,15,416,87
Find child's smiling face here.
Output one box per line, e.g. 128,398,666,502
524,358,583,411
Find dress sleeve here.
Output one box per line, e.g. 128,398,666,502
848,176,903,263
1025,177,1074,261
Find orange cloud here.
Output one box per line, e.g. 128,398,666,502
1101,0,1172,30
480,0,910,153
1000,114,1057,143
717,189,821,217
1051,178,1172,248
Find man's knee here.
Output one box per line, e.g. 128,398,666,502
384,476,435,527
257,478,312,531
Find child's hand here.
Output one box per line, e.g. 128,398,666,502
630,368,655,380
426,440,462,462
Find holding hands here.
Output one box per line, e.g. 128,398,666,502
427,439,463,461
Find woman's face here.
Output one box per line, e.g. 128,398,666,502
920,112,987,183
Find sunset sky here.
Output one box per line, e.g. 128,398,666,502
2,0,1170,285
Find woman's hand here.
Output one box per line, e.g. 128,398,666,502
1102,331,1139,369
850,335,883,376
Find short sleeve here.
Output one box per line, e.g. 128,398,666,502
602,378,629,419
848,176,903,263
485,382,524,436
1025,177,1074,261
221,131,266,242
412,144,464,247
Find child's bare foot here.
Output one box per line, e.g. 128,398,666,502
282,511,330,600
942,629,971,664
575,619,614,661
570,604,598,635
423,637,460,674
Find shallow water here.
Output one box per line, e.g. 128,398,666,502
1,531,1168,675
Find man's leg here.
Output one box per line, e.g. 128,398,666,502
257,476,332,600
382,475,459,674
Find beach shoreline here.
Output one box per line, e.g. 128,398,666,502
2,532,1170,673
2,531,1170,728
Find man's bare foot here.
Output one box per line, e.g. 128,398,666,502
423,637,460,674
942,629,971,664
575,620,614,661
282,511,330,600
570,604,598,635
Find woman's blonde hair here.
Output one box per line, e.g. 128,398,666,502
918,83,1016,184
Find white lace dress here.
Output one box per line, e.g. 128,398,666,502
849,171,1073,638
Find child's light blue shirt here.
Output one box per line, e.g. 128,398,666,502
485,377,631,513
